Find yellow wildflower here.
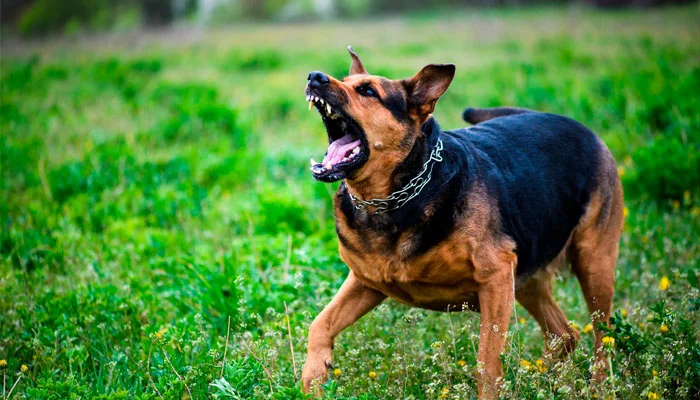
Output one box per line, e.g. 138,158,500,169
536,359,546,372
617,166,625,177
602,336,615,350
519,317,526,324
621,309,627,318
583,323,593,334
660,324,669,334
20,364,28,373
155,327,167,339
623,207,630,218
520,359,534,371
623,155,633,165
0,359,7,369
639,323,645,329
652,370,658,377
659,276,670,291
647,392,660,400
439,386,450,398
672,200,680,209
457,360,467,367
570,321,581,331
333,368,341,377
684,190,691,202
368,371,377,379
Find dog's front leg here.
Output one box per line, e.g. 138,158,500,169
476,261,515,399
302,271,386,394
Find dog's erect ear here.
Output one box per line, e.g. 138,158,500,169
404,64,456,120
348,46,368,75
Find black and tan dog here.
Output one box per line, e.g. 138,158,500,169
302,47,623,398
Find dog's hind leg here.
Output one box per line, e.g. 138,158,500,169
569,151,624,381
302,272,386,394
462,107,534,125
515,268,580,357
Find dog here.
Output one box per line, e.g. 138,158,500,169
301,46,623,398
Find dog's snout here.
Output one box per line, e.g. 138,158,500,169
307,71,330,88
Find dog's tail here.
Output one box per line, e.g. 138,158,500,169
462,107,534,125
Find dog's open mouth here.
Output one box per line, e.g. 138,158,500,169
306,89,369,182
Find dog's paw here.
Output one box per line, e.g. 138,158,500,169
302,357,333,395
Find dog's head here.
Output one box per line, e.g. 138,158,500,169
306,46,455,183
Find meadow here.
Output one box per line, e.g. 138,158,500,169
1,5,699,399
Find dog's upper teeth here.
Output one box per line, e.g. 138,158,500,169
306,95,310,101
319,98,325,105
352,146,360,154
308,100,315,110
326,104,331,115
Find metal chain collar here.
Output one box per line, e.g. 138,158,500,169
349,139,444,215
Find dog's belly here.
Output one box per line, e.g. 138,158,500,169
353,270,481,312
340,235,482,312
384,280,481,312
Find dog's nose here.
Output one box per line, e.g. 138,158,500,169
307,71,330,88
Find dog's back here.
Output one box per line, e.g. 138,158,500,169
446,112,610,279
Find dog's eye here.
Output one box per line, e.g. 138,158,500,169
356,85,376,98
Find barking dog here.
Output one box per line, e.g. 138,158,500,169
302,47,623,398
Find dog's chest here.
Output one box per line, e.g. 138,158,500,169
337,228,482,310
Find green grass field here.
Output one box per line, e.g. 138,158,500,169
1,5,699,399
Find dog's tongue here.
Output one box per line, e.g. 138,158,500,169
322,134,360,166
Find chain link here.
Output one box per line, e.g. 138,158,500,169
349,139,444,215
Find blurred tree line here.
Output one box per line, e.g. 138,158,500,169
1,0,694,37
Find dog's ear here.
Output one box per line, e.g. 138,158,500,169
404,64,455,120
348,46,367,75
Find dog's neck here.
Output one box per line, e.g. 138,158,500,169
344,118,442,207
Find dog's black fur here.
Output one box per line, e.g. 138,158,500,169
338,111,602,280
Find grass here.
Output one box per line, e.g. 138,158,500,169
1,4,699,399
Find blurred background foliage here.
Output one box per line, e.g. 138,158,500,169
1,2,699,399
1,0,697,37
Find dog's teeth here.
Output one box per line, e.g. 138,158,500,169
310,158,319,166
306,95,310,101
326,104,331,115
320,99,325,105
315,96,320,102
352,146,360,154
324,161,332,170
308,100,315,110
